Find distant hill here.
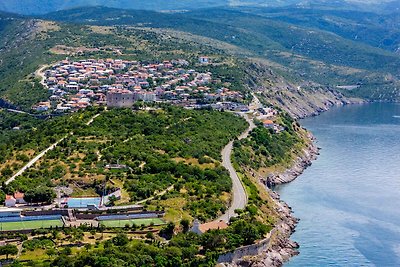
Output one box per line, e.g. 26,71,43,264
0,0,399,15
241,7,400,52
0,0,228,15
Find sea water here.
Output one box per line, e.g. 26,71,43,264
277,103,400,267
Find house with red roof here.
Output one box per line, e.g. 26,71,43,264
14,192,26,204
191,219,228,234
5,195,16,207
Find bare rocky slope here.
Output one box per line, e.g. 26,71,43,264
245,60,365,119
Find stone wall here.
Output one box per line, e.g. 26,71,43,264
217,229,276,263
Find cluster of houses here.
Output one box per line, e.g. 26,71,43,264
5,192,26,207
33,57,244,112
254,107,285,133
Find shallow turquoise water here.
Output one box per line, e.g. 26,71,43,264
277,103,400,267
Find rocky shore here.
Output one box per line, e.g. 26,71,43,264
221,133,320,267
257,137,319,266
219,93,364,267
266,132,319,187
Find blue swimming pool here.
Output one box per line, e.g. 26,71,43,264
67,197,101,208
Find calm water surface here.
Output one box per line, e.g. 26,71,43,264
277,103,400,267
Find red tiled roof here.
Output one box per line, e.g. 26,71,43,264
199,220,228,233
14,192,24,199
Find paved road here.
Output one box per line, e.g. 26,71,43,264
4,113,100,186
217,112,256,223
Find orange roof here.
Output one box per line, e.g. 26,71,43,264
5,195,15,200
14,192,24,199
263,120,274,124
199,220,228,233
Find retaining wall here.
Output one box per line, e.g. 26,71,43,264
217,229,276,263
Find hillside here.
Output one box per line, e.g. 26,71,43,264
0,3,394,266
0,0,227,15
0,11,256,110
242,6,400,52
1,0,399,15
41,6,400,101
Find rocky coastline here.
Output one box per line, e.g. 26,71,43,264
220,96,367,267
220,132,320,267
255,136,320,267
266,132,319,187
258,135,319,266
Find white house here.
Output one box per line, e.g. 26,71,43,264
4,195,16,207
199,56,210,64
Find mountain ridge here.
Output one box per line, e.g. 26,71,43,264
1,0,400,15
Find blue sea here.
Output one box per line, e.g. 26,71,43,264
277,103,400,266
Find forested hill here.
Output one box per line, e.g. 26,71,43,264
1,0,399,15
240,7,400,53
41,6,400,101
0,0,227,15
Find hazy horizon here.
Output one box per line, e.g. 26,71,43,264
0,0,398,15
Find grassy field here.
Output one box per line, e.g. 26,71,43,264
0,220,63,231
100,218,165,228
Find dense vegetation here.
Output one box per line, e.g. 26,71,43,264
234,114,303,170
2,106,247,220
247,7,400,52
1,3,399,265
5,215,269,267
0,107,290,267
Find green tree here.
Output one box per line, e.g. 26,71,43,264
112,233,129,246
23,186,55,204
180,219,190,233
46,248,57,258
107,195,118,206
159,222,175,240
0,244,18,260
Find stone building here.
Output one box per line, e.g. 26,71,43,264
107,89,134,108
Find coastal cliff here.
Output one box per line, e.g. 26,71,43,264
264,132,319,186
245,60,364,119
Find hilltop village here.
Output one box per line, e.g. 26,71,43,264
33,58,247,113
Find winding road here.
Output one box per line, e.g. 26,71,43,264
217,94,261,222
217,112,256,222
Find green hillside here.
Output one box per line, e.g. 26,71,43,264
0,0,228,15
0,11,250,109
242,7,400,52
42,6,400,101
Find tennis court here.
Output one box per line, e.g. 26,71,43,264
0,219,63,231
100,218,165,228
67,197,101,208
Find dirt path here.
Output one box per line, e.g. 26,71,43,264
4,113,101,186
